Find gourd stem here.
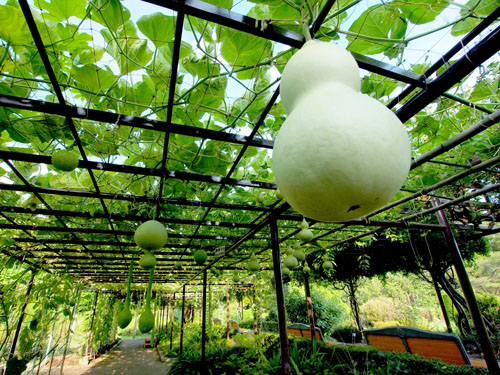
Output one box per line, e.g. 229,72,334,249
146,268,154,306
125,260,133,307
302,21,312,41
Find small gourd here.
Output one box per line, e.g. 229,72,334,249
303,265,311,274
232,273,240,283
193,250,208,265
282,266,291,275
292,242,306,262
297,219,313,242
139,268,155,333
134,220,168,251
139,252,156,269
284,254,298,269
52,150,79,172
322,257,334,270
247,254,260,272
117,261,133,329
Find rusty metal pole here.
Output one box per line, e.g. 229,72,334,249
226,287,231,340
201,269,207,364
303,271,316,341
433,199,499,374
180,286,186,356
165,295,171,334
430,272,453,333
252,284,258,335
169,292,176,350
9,270,36,359
270,218,292,375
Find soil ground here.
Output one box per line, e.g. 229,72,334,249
37,339,173,375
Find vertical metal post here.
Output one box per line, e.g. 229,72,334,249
180,286,186,356
9,270,36,359
169,292,176,350
226,287,231,340
433,199,499,374
253,284,258,335
270,218,292,375
165,295,171,333
85,291,99,362
201,270,207,363
208,285,212,326
430,272,452,333
303,271,316,341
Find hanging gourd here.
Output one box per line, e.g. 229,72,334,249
139,252,156,269
139,268,155,334
193,250,208,265
292,242,306,262
134,220,168,251
273,40,411,222
232,272,240,283
283,245,298,269
117,260,133,329
297,219,313,242
246,254,260,272
52,150,79,172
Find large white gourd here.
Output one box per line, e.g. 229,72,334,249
273,41,411,222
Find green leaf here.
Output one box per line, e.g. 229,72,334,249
464,0,500,16
137,13,176,48
71,64,117,94
36,0,87,22
347,4,407,55
0,5,32,45
397,0,450,24
183,55,220,79
185,76,227,120
101,28,153,75
451,18,481,36
90,0,131,32
203,0,233,9
218,27,272,71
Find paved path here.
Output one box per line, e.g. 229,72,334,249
41,339,172,375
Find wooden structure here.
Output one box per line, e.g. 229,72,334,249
365,326,488,368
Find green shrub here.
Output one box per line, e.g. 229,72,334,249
168,332,489,374
264,287,344,337
361,297,395,324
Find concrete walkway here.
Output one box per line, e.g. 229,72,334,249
42,339,172,375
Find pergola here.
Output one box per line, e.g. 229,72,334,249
0,0,499,373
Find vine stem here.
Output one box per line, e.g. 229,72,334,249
302,20,312,41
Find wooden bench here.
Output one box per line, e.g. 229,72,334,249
364,326,487,367
229,319,250,334
287,323,342,346
143,337,158,348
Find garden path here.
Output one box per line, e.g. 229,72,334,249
39,338,173,375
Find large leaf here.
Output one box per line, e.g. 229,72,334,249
90,0,130,32
0,5,32,45
218,27,272,73
397,0,450,24
137,13,176,48
347,4,407,55
71,64,116,94
36,0,87,22
101,28,153,75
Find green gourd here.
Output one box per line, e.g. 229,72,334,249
117,261,133,329
139,268,155,333
246,254,260,272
